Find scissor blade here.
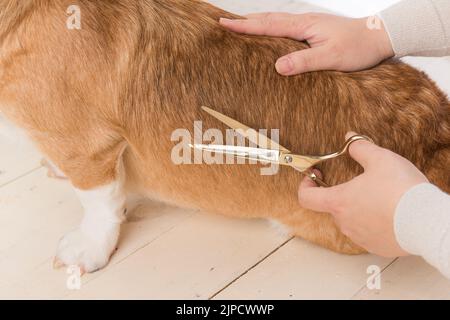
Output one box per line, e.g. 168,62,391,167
201,106,291,153
190,144,282,164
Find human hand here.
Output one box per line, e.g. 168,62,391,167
298,133,428,257
220,13,394,75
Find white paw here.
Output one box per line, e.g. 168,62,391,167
55,227,118,273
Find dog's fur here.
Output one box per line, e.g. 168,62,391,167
1,0,449,270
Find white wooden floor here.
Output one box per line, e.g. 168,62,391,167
1,0,450,300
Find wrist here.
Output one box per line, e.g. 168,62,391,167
377,18,395,60
360,16,394,61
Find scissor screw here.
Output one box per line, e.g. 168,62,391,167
284,155,293,163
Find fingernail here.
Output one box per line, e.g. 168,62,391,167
219,17,233,24
345,131,358,140
312,169,323,179
276,57,294,74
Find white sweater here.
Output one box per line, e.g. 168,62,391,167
380,0,450,279
395,184,450,279
380,0,450,57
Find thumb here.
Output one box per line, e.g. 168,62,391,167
345,132,381,170
276,46,335,75
298,170,337,214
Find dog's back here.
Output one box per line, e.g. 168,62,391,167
120,0,449,192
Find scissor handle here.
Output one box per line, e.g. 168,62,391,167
296,134,373,187
287,134,373,172
316,134,374,162
340,134,374,154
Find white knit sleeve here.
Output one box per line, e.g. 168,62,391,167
395,183,450,279
379,0,450,57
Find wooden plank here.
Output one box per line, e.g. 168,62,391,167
65,214,289,300
353,256,450,300
0,169,195,299
214,239,393,300
0,135,41,187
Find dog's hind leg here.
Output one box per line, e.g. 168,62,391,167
34,129,128,273
55,174,126,273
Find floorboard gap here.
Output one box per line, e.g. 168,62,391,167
0,166,42,189
208,236,294,300
350,257,398,299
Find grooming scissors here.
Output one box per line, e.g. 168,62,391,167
190,106,372,187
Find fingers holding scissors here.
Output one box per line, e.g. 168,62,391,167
297,132,427,257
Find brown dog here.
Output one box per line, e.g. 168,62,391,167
1,0,449,272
